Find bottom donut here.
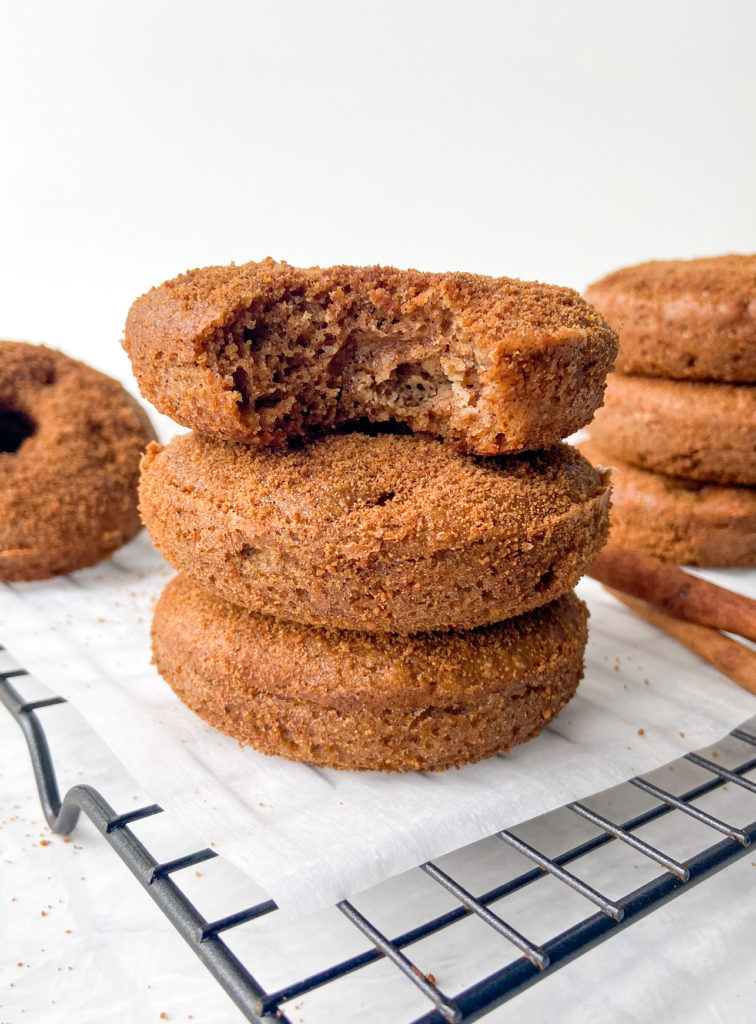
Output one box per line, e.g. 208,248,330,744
580,440,756,567
152,575,589,772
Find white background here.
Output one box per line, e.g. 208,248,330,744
1,0,754,392
1,2,755,1022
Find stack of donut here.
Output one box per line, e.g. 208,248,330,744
582,255,756,567
125,261,616,771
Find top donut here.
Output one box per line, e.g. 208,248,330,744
124,260,617,454
585,254,756,383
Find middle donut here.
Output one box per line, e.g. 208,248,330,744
140,430,611,634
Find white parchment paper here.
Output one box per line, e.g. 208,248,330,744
1,533,754,917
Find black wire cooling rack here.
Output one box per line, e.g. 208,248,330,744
2,645,756,1024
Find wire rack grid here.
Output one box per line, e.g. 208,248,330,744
2,645,756,1024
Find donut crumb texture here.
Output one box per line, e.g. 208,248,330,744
125,259,618,454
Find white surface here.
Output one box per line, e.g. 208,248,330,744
1,611,756,1024
1,1,756,1020
2,545,756,923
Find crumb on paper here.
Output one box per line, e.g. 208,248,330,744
679,732,686,738
637,728,645,736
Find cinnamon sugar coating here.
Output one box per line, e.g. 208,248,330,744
0,341,156,580
152,575,588,772
580,440,756,566
585,254,756,382
140,431,610,634
590,374,756,485
125,259,617,454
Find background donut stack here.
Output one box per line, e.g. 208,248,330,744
125,261,617,772
581,255,756,567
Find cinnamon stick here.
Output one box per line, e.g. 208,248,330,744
606,588,756,697
588,545,756,643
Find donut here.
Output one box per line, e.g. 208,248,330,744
579,440,756,567
585,254,756,383
152,575,588,772
589,374,756,485
0,341,156,581
124,259,618,455
139,430,610,634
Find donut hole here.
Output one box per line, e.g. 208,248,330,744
535,567,556,593
0,408,37,454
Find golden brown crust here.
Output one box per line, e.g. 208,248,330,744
125,259,617,454
139,431,611,633
152,575,588,771
580,440,756,566
585,254,756,382
589,374,756,485
0,341,156,581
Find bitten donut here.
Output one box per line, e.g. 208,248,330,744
0,341,156,581
589,374,756,485
139,431,611,634
585,254,756,382
124,259,618,455
580,440,756,566
152,575,588,772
